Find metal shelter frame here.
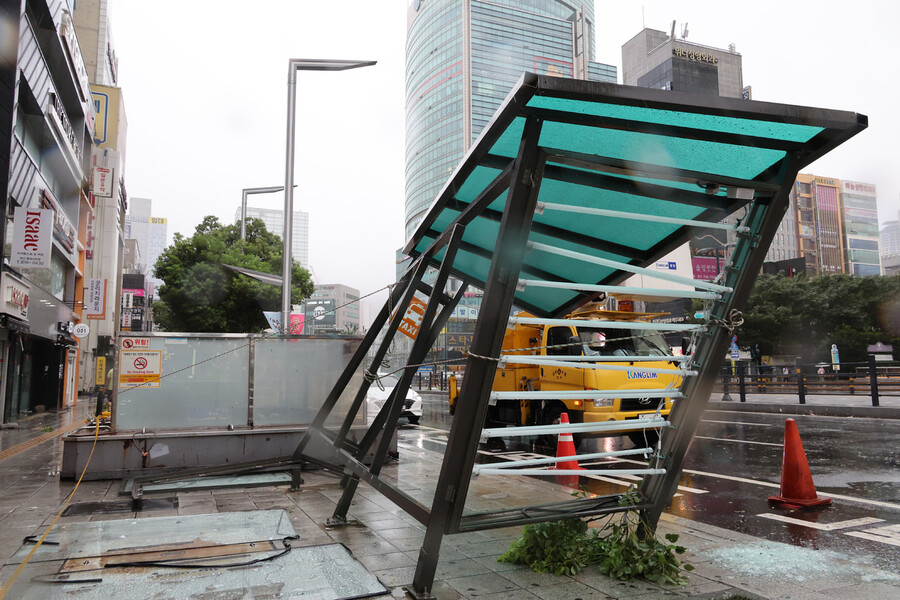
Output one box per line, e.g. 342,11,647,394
294,74,865,599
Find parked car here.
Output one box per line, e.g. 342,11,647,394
366,374,423,424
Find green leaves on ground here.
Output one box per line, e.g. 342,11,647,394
498,491,692,584
498,517,589,576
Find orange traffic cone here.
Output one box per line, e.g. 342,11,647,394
551,413,583,487
768,418,832,509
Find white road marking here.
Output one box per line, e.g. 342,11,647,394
401,430,508,458
464,451,687,495
701,420,773,427
694,435,783,447
612,457,900,511
756,513,885,530
405,429,899,512
579,460,707,494
845,524,900,548
412,424,446,433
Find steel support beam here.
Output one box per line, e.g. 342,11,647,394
638,160,801,528
409,117,546,599
291,265,417,463
329,225,467,524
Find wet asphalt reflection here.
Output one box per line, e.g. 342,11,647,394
412,396,900,573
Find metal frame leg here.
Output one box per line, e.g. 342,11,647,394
639,167,798,529
410,117,546,599
330,226,467,526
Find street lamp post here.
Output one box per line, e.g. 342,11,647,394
241,186,285,241
281,58,376,333
694,233,736,279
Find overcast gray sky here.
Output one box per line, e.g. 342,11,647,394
110,1,899,321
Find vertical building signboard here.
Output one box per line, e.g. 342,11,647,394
92,166,114,197
86,278,107,319
11,208,53,269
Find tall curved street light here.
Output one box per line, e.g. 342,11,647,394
694,233,735,277
241,186,285,241
281,59,376,333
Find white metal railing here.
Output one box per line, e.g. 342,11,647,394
472,447,652,473
498,356,695,376
527,241,732,293
500,354,689,363
508,316,703,332
517,279,721,300
489,390,680,402
481,415,670,437
536,201,750,233
474,467,667,476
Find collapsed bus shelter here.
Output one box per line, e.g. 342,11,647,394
295,73,865,599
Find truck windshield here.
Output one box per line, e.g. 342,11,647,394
579,328,669,357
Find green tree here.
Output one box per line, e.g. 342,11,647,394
151,216,315,332
738,274,900,363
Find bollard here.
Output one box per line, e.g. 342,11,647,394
849,376,854,395
738,362,747,402
722,365,732,401
797,366,806,405
868,355,880,407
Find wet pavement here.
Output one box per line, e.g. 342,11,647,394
1,395,899,599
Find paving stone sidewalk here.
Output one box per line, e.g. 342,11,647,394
1,398,898,599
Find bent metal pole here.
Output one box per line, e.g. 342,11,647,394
281,59,376,333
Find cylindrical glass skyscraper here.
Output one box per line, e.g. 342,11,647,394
405,0,614,241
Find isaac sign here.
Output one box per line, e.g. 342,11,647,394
11,208,52,268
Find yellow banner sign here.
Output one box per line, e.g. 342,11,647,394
95,356,106,386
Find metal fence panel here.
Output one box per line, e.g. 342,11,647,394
253,337,364,427
115,335,250,430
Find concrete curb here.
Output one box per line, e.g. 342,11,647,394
707,401,900,419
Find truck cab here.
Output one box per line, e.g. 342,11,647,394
487,302,682,447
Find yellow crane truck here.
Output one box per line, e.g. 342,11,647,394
451,302,683,447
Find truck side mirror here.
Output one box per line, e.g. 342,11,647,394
681,337,691,356
568,335,583,356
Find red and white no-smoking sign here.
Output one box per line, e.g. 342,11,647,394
121,337,150,350
119,350,162,388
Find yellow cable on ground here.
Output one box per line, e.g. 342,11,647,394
0,417,101,599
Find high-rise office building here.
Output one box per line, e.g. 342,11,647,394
303,284,360,334
126,197,168,298
233,206,310,269
882,207,900,275
623,28,749,287
405,0,617,241
881,216,900,257
73,0,130,395
840,181,881,275
763,201,799,266
621,28,749,323
793,174,844,275
622,27,744,98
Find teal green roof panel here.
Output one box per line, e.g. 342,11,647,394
404,74,866,317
